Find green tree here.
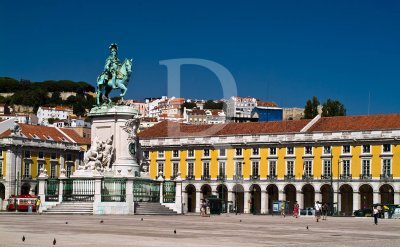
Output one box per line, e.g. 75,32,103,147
321,99,346,117
204,100,224,109
304,96,320,119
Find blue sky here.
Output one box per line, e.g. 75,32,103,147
1,0,400,115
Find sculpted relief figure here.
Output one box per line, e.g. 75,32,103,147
101,135,114,170
81,135,114,172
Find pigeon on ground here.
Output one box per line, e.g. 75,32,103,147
174,229,176,234
240,220,242,222
100,220,104,223
22,236,25,242
53,238,56,245
141,218,143,221
306,226,309,230
65,222,68,224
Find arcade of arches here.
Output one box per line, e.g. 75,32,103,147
183,182,397,215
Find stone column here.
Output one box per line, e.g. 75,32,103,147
279,190,285,201
126,175,134,214
261,191,267,214
337,192,342,214
373,191,380,204
394,191,400,205
59,153,65,175
244,191,249,213
353,192,360,212
315,191,322,203
195,191,201,213
297,191,304,209
58,177,67,203
175,179,183,214
159,181,164,204
94,175,103,204
227,190,233,213
5,148,15,198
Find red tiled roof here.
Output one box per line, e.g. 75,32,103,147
307,114,400,132
138,119,310,139
61,128,91,145
256,100,277,107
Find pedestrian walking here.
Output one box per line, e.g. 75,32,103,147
373,207,379,225
200,199,207,217
322,202,329,220
35,196,41,214
293,201,299,218
280,202,286,217
314,201,322,222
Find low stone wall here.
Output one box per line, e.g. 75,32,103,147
93,202,133,215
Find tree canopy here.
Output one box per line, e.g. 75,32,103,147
304,96,346,119
304,96,320,119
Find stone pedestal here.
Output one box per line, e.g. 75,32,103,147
89,105,139,177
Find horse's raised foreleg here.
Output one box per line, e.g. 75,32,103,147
119,83,127,101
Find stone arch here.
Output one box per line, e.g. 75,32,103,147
267,184,278,214
359,184,373,210
185,184,196,213
284,184,296,212
232,184,244,213
0,182,5,200
249,184,261,214
200,184,212,199
339,184,353,216
380,184,394,205
302,184,315,208
21,183,31,195
320,184,333,211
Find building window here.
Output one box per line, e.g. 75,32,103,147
252,161,259,176
362,145,371,154
342,145,351,154
204,149,210,157
38,152,44,159
383,144,391,153
0,161,2,177
157,163,164,175
0,149,2,158
270,147,277,155
50,164,56,178
286,161,294,176
304,160,312,176
66,165,72,178
25,150,31,158
235,148,242,156
252,147,259,156
66,154,72,161
172,163,179,178
287,147,294,155
342,160,351,176
235,162,242,176
203,162,210,177
188,163,194,177
51,153,57,160
188,149,194,157
219,162,225,176
362,160,370,176
219,148,226,157
323,146,331,154
158,150,164,158
323,160,331,176
305,146,313,155
24,162,30,178
269,161,276,176
382,159,391,176
173,150,179,158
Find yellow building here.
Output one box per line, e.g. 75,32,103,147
0,122,90,203
139,114,400,215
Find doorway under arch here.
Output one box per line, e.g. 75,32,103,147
340,184,353,216
0,183,5,200
380,184,394,205
359,184,373,210
267,184,278,214
302,184,315,208
200,184,212,200
232,184,244,213
284,184,296,212
320,184,333,211
249,184,261,214
185,184,196,213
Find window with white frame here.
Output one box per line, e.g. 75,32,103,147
188,163,194,177
342,160,351,176
219,148,226,157
158,150,164,158
173,150,179,158
203,162,210,177
219,162,225,176
172,163,179,177
50,164,56,178
235,162,242,176
286,160,294,176
66,165,72,178
51,153,57,160
269,160,276,176
270,147,277,155
382,159,391,176
0,149,2,158
0,161,3,177
323,160,331,176
235,148,242,156
24,162,30,178
252,161,259,176
305,146,313,155
287,147,294,155
362,145,371,154
323,146,331,154
157,163,164,175
38,151,44,159
204,149,210,157
304,160,312,176
383,144,391,153
25,150,31,158
362,159,371,176
252,147,259,156
188,149,194,157
342,145,351,154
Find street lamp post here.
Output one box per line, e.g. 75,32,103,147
336,159,342,216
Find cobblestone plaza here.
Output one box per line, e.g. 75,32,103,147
0,214,399,246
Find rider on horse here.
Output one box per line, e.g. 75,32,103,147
103,43,121,88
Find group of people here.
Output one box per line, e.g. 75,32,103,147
200,199,208,217
314,201,329,222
